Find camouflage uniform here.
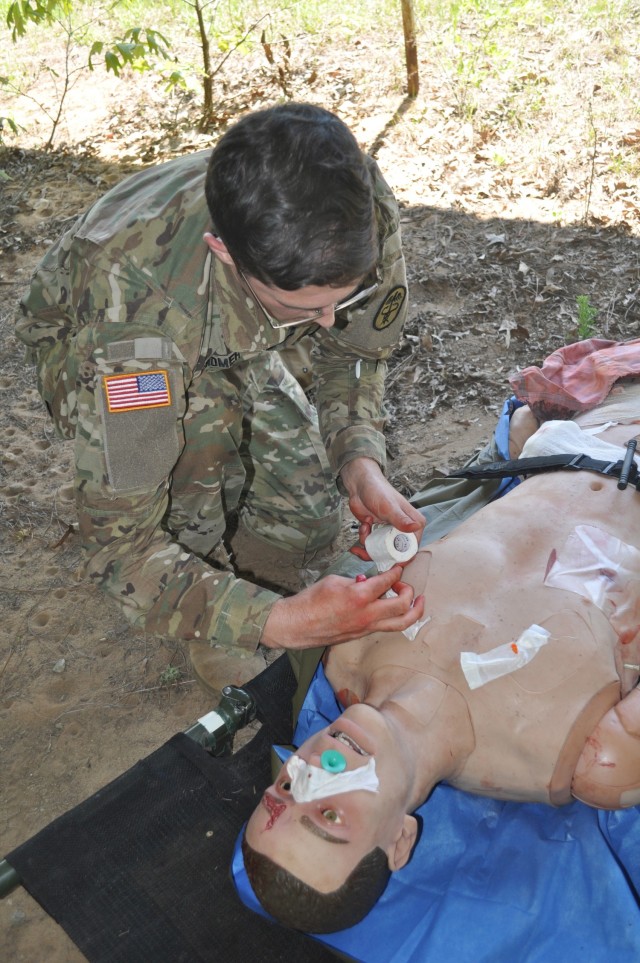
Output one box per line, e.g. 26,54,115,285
16,150,408,653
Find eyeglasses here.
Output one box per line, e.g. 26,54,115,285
239,270,379,329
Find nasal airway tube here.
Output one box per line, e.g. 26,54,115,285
365,525,419,571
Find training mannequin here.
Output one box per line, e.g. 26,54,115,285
241,374,640,933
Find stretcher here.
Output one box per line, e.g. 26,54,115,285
4,642,639,963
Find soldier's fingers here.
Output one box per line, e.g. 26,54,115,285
361,564,404,595
369,594,426,634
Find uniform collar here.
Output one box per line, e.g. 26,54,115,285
210,257,289,353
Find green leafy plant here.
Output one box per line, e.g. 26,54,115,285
4,0,174,147
88,27,172,78
576,295,598,339
159,665,182,687
0,113,20,144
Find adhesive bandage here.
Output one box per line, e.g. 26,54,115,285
286,754,379,803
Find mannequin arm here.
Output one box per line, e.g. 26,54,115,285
572,686,640,809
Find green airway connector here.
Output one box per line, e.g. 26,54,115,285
321,749,347,773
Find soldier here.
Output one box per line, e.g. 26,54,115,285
16,102,425,692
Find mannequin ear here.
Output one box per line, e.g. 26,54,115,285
203,232,235,265
386,814,418,872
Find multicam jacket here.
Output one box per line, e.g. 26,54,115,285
16,150,408,651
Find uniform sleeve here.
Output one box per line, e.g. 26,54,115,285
17,227,76,341
16,226,85,438
77,479,279,652
18,233,280,652
313,342,388,476
73,354,280,651
313,158,407,478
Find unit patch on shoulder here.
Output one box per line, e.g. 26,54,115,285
104,370,171,412
373,285,406,331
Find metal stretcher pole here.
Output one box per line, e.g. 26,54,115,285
183,685,256,753
0,859,19,897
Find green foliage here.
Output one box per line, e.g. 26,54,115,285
3,0,640,145
89,27,172,76
0,108,19,142
159,665,182,687
6,0,71,40
7,0,174,74
2,0,178,146
576,295,598,338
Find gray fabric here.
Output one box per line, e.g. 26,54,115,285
411,432,506,545
106,338,173,362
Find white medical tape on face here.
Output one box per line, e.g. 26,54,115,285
286,754,379,803
460,624,551,690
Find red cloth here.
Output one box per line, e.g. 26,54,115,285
509,338,640,420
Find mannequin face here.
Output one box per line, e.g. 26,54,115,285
244,704,417,893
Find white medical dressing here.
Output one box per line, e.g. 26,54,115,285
286,754,379,803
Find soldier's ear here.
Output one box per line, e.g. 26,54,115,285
203,232,234,265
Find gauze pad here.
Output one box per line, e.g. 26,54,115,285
521,418,636,463
286,754,379,803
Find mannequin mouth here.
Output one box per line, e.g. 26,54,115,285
329,730,369,756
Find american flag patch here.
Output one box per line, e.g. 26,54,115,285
104,370,171,412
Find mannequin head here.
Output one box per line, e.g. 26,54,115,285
243,704,419,931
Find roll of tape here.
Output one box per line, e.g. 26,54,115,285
364,525,418,571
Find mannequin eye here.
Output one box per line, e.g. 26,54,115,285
321,809,342,824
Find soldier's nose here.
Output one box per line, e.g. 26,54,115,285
316,308,336,328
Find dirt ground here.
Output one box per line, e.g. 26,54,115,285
1,11,640,960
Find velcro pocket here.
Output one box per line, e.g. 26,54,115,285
96,354,183,493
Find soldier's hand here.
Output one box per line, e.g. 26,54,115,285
339,456,425,552
260,565,425,650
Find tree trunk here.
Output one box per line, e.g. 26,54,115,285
400,0,419,97
194,0,214,128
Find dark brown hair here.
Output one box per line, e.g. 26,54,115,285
205,103,377,290
241,833,390,933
